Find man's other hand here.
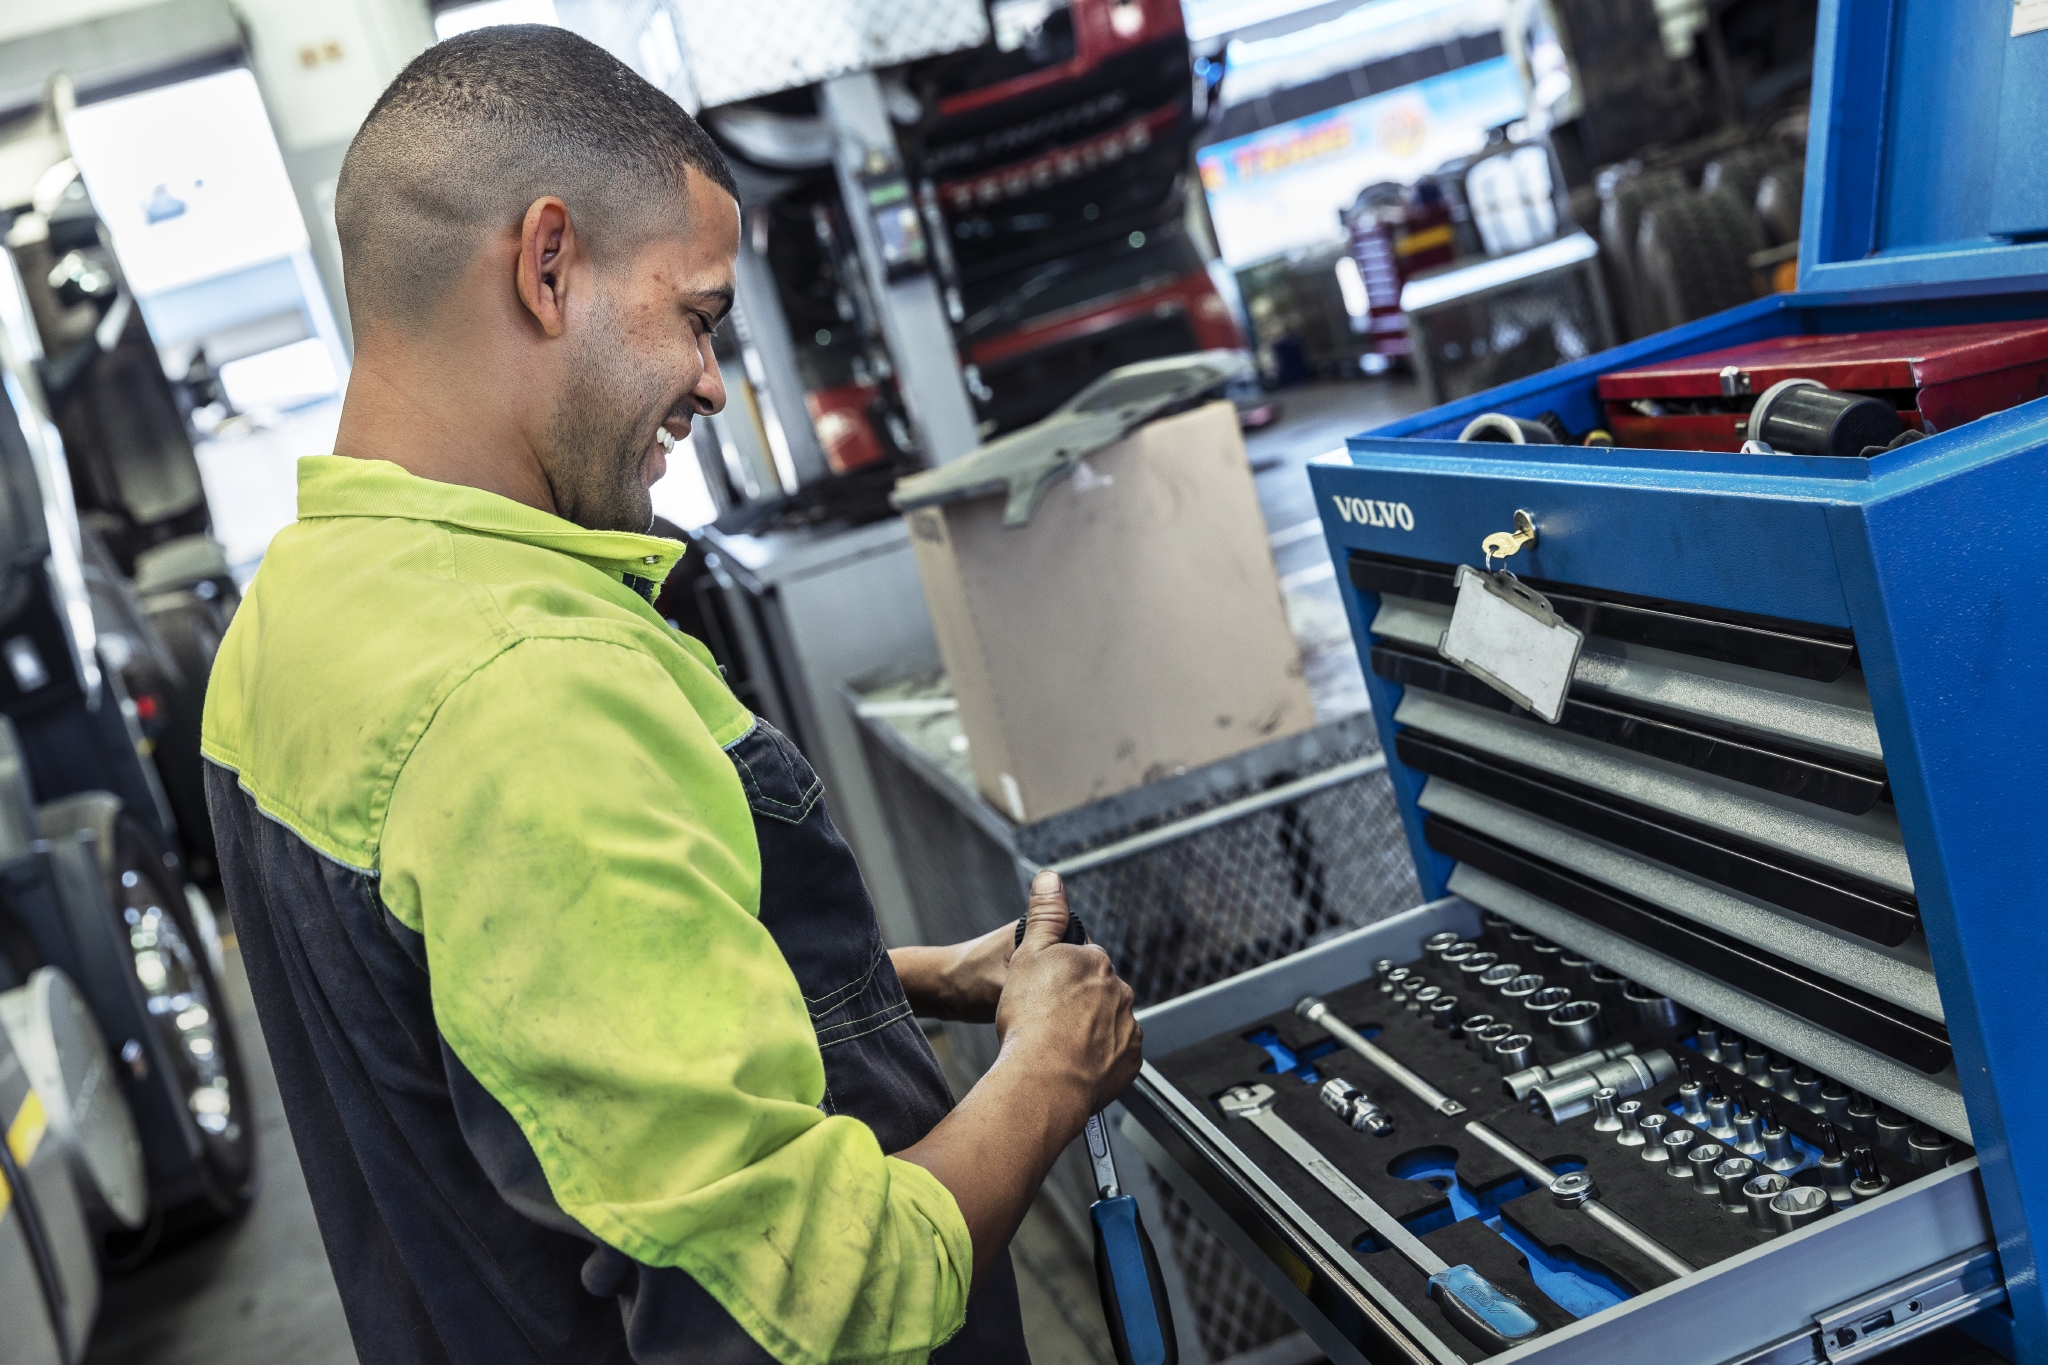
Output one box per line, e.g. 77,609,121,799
894,870,1142,1285
889,922,1016,1023
996,870,1141,1114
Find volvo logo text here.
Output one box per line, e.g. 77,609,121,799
1331,496,1415,530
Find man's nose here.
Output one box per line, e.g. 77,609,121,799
695,349,727,416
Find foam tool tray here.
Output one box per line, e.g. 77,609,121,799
1150,916,1967,1358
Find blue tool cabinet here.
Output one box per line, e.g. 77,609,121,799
1317,0,2046,1355
1116,4,2048,1363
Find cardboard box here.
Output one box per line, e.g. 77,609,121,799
903,400,1314,822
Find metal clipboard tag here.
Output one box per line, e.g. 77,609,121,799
1436,565,1583,724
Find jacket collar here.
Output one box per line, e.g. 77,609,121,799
295,456,685,583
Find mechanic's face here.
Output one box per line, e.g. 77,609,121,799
546,170,736,533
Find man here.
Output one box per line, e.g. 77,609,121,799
202,26,1141,1365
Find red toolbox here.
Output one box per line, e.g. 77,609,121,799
1595,320,2048,450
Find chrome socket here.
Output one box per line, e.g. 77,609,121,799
1494,1033,1536,1071
1720,1033,1748,1074
1475,1022,1515,1058
1686,1141,1727,1192
1525,987,1574,1029
1639,1113,1671,1159
1742,1041,1770,1078
1714,1155,1757,1211
1501,1041,1637,1104
1850,1145,1890,1202
1592,1087,1622,1133
1427,994,1463,1030
1846,1093,1879,1138
1692,1024,1720,1061
1875,1108,1915,1161
1460,1014,1500,1052
1615,1099,1646,1146
1767,1056,1797,1096
1457,950,1501,980
1908,1126,1956,1168
1702,1093,1737,1140
1732,1109,1765,1156
1481,910,1512,933
1478,962,1521,991
1422,930,1464,957
1676,1080,1708,1123
1761,1125,1799,1172
1662,1128,1698,1174
1527,1049,1678,1123
1529,937,1563,963
1548,1000,1604,1052
1743,1172,1792,1230
1408,985,1441,1014
1436,941,1479,970
1379,964,1412,995
1771,1185,1835,1231
1623,982,1689,1030
1793,1068,1824,1114
1499,973,1544,1005
1820,1083,1852,1124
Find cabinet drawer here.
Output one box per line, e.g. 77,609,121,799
1120,899,2001,1365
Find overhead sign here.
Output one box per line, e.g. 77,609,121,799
1196,55,1525,267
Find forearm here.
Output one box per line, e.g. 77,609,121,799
894,1044,1093,1291
889,944,962,1018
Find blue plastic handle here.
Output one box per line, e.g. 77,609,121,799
1428,1263,1543,1350
1092,1194,1177,1365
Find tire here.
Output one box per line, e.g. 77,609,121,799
1599,170,1686,340
36,793,255,1232
139,590,230,879
1634,190,1766,334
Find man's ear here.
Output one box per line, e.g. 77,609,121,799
515,196,577,338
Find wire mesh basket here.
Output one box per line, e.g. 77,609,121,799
1403,235,1617,405
848,673,1419,1362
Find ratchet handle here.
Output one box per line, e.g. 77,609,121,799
1093,1194,1179,1365
1427,1264,1542,1353
1014,909,1091,947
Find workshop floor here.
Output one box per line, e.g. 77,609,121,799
78,377,2014,1363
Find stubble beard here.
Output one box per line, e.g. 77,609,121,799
544,320,668,534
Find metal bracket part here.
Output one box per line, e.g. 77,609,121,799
1723,1245,2005,1365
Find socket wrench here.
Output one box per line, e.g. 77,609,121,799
1547,1001,1604,1052
1296,996,1467,1117
1493,1033,1537,1072
1527,1049,1677,1124
1459,1014,1499,1051
1685,1141,1728,1192
1218,1084,1539,1350
1501,1041,1637,1103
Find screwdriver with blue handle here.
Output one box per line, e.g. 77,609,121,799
1015,908,1178,1365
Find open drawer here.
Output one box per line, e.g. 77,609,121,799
1118,897,2005,1365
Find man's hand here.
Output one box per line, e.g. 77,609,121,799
894,870,1142,1290
889,923,1015,1023
996,870,1141,1111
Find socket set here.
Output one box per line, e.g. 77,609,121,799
1148,913,1967,1359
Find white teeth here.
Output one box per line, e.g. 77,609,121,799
655,426,677,454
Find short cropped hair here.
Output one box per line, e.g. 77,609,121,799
334,24,737,330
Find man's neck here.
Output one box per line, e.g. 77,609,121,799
333,345,559,516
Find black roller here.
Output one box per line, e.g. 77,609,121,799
1752,382,1901,458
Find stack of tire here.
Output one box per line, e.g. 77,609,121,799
1597,144,1806,341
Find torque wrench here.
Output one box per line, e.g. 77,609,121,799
1296,995,1467,1116
1015,913,1176,1365
1465,1123,1695,1279
1219,1084,1540,1351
